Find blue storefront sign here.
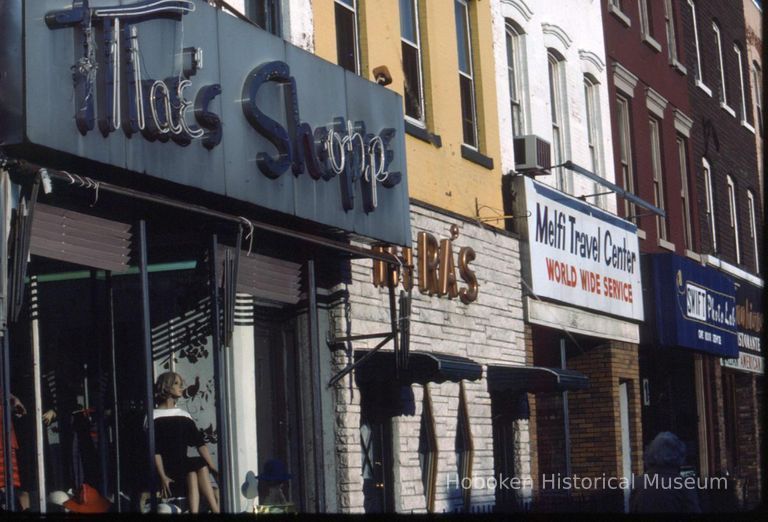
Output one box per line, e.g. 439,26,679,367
650,253,737,357
0,0,410,246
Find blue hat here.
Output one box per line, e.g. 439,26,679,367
256,459,293,482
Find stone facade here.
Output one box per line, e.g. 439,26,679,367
331,203,526,513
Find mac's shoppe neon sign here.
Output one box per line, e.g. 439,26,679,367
39,0,406,229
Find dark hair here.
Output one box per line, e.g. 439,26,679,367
154,371,184,405
644,431,686,469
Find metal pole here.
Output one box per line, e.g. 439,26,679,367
306,259,325,512
209,234,229,512
560,338,571,478
1,331,14,511
30,277,46,512
138,221,157,513
92,270,109,497
106,272,122,512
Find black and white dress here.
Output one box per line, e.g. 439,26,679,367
153,407,206,496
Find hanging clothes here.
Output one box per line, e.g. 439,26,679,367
0,403,21,489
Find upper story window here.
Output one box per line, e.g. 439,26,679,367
677,135,693,250
548,50,568,192
726,175,741,264
663,0,685,71
616,95,637,220
649,117,668,241
702,158,717,253
584,75,604,206
401,0,426,124
335,0,361,74
638,0,661,51
506,21,526,138
455,0,478,148
752,62,763,134
747,191,759,273
712,22,731,110
687,0,711,95
733,44,753,130
608,0,631,26
246,0,281,36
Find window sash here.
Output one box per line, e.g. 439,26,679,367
688,0,704,83
734,45,748,121
748,192,759,272
677,136,693,249
335,0,360,74
713,23,727,104
549,54,567,191
727,176,740,263
703,160,717,252
617,96,637,220
401,0,425,123
664,0,678,63
649,118,667,240
753,64,763,134
455,0,478,148
639,0,653,37
506,24,524,137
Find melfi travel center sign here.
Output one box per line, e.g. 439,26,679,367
3,0,410,246
514,176,643,321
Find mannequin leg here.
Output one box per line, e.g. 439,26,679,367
186,471,199,513
196,466,220,513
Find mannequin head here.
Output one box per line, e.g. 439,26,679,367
154,371,185,405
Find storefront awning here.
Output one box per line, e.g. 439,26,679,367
487,364,589,393
354,350,482,385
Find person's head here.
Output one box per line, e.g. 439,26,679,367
644,431,687,470
154,371,185,404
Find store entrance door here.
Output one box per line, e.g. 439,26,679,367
253,313,303,510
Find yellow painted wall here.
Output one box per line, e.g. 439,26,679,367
313,0,504,226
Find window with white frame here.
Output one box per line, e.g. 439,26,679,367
747,191,759,272
734,45,749,125
713,22,729,106
649,117,668,241
506,21,525,138
752,62,763,134
335,0,360,74
687,0,707,88
548,51,568,192
639,0,659,49
664,0,680,65
584,75,604,206
455,0,478,148
727,175,741,263
616,95,637,220
401,0,426,123
703,158,717,252
677,136,693,249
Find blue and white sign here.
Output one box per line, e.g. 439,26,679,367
1,0,410,246
650,254,738,357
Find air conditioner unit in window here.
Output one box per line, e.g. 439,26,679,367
513,135,551,173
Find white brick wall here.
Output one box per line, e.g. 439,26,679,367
492,0,618,214
333,204,528,513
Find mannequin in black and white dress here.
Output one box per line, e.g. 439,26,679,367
153,372,220,513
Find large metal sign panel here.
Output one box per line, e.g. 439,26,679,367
516,176,644,321
651,253,738,358
11,0,410,246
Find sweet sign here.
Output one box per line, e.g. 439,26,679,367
513,176,643,321
2,0,410,246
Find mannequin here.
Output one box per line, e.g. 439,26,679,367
153,372,220,513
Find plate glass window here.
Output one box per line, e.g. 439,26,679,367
400,0,425,123
455,0,478,148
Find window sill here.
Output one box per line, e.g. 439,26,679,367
461,145,494,170
658,238,676,252
608,4,631,27
741,120,756,134
720,102,736,118
637,228,647,240
685,249,702,263
405,120,442,147
695,79,712,97
670,59,687,76
642,34,662,53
